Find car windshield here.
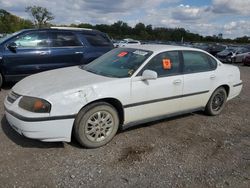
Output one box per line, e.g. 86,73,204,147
82,48,153,78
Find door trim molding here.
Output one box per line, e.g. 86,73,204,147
123,90,209,108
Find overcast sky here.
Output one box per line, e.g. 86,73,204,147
1,0,250,38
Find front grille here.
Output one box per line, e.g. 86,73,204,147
7,91,21,103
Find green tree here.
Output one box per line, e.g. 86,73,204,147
0,9,33,33
25,6,54,28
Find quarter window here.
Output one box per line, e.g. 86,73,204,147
50,32,81,47
13,32,49,48
140,51,180,77
182,51,216,73
84,34,111,47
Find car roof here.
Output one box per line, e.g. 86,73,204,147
125,44,205,54
19,27,104,35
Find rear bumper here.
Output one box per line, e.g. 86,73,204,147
228,82,243,100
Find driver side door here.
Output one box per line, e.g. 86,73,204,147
2,31,50,80
125,51,183,124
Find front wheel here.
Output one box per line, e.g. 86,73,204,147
74,102,119,148
205,87,227,116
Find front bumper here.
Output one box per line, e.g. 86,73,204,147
4,97,75,142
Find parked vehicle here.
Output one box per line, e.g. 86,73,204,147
0,27,114,87
5,45,242,148
112,39,121,48
192,43,210,52
118,38,141,47
208,43,227,56
242,53,250,66
216,47,237,63
231,47,250,63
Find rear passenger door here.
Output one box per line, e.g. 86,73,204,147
48,31,84,69
181,51,217,110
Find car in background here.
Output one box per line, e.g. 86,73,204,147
111,39,121,48
0,27,114,87
192,43,210,52
216,47,237,63
5,45,242,148
242,53,250,66
231,47,250,63
208,43,227,56
118,38,141,47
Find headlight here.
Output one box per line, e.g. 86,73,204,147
19,96,51,113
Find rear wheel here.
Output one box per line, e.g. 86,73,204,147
205,87,227,116
74,102,119,148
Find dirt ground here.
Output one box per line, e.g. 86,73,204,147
0,65,249,188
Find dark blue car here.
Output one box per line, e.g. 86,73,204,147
0,27,114,87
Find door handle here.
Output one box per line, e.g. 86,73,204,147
39,51,49,56
210,75,216,80
75,51,83,54
173,79,182,85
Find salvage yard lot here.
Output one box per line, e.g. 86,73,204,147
0,65,250,188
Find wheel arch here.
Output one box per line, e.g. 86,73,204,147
220,84,230,96
75,97,124,126
205,84,230,106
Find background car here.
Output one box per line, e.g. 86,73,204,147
208,43,227,56
118,38,141,47
5,45,242,148
242,53,250,66
216,47,237,63
0,27,114,87
231,47,250,63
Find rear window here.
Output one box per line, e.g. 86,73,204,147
84,34,111,47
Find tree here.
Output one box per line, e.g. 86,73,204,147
0,9,33,33
25,6,54,28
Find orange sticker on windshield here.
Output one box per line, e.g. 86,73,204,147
118,52,128,57
162,59,172,70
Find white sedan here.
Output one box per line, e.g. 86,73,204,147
4,45,242,148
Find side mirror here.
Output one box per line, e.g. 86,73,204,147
7,42,17,52
142,70,158,80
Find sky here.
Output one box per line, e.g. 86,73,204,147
0,0,250,39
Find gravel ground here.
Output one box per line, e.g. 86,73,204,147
0,65,249,188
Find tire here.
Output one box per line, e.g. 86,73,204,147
74,102,119,148
205,87,227,116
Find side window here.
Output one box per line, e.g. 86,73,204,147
13,32,49,48
140,51,180,77
183,51,215,73
51,32,81,47
84,34,111,47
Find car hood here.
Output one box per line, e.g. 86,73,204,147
12,66,116,98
